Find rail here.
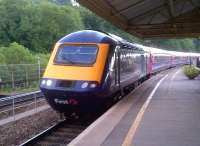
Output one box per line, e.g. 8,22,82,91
19,119,91,146
19,119,67,146
0,91,43,108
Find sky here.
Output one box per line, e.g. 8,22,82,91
71,0,79,6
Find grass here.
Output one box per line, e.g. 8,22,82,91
1,87,39,95
0,81,39,95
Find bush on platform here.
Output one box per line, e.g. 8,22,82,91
183,65,200,79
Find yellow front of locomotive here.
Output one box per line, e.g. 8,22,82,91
43,43,109,83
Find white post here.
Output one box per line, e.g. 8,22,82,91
35,93,37,113
12,96,15,121
26,67,29,88
11,70,14,89
38,57,41,83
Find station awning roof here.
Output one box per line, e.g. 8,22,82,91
78,0,200,39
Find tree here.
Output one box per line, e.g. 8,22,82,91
0,0,84,52
79,7,141,43
0,53,5,64
193,38,200,52
150,38,199,52
0,42,34,64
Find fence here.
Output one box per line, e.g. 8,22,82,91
0,62,46,90
0,91,45,122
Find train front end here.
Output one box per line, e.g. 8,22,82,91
40,30,113,115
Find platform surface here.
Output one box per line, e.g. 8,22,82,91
69,67,200,146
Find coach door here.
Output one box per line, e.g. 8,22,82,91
197,57,200,68
114,46,120,88
141,53,146,77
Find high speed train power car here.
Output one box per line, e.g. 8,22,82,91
40,30,199,117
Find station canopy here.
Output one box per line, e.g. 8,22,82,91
78,0,200,39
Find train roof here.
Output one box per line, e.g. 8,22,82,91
188,52,200,57
58,30,144,51
133,43,172,55
58,30,200,56
58,30,119,45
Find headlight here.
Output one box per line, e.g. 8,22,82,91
81,82,88,88
46,80,53,86
41,80,46,85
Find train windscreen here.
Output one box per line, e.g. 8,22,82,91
54,45,98,65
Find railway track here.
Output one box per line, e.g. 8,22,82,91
19,118,94,146
17,74,151,146
0,95,7,98
0,91,43,108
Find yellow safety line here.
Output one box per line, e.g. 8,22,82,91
121,74,168,146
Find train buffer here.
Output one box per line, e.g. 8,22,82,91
68,67,200,146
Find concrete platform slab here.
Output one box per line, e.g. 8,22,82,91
133,69,200,146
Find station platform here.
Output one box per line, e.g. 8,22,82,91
69,67,200,146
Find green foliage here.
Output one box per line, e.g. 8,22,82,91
0,42,50,66
0,53,5,64
79,7,141,43
0,0,83,53
183,65,200,79
149,39,199,52
0,42,34,64
35,53,50,67
0,64,41,93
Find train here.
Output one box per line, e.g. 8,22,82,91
40,30,200,117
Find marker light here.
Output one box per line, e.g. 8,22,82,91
81,82,88,88
46,80,52,86
90,83,97,88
